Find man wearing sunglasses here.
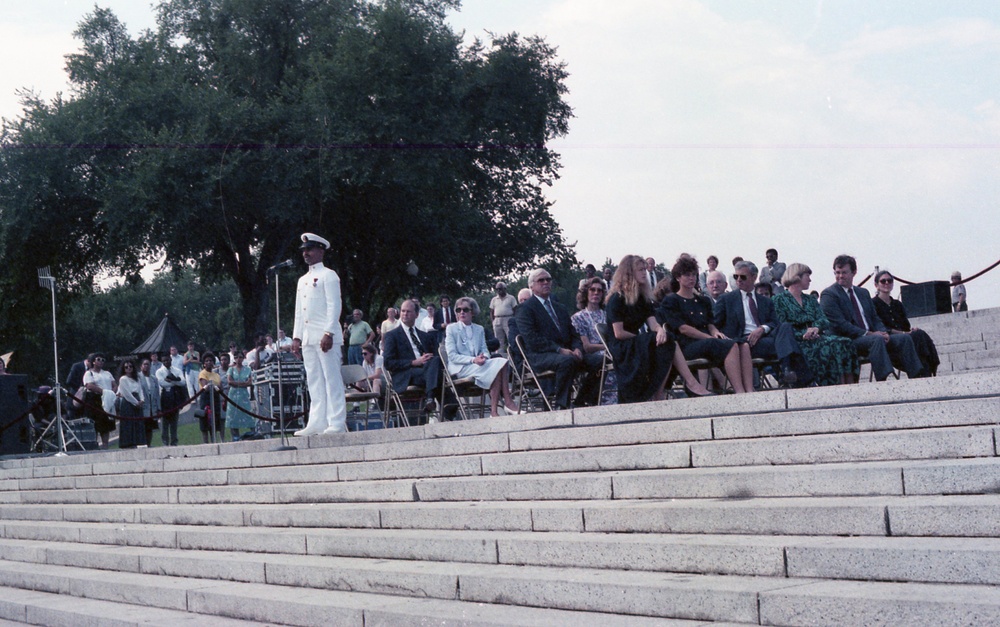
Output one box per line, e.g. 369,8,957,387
714,260,811,387
515,269,602,409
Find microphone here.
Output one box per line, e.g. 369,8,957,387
267,259,294,272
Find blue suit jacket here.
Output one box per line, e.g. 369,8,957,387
444,322,489,376
515,295,582,355
713,290,778,340
820,283,887,339
382,323,439,388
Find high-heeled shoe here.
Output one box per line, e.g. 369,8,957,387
683,383,715,398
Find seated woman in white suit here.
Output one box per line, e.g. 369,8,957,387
445,297,520,417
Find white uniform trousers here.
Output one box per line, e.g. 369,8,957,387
302,344,347,432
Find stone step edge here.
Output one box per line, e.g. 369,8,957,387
0,583,263,626
4,418,997,493
3,527,1000,586
5,368,998,473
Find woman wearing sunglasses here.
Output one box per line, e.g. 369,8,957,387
873,270,939,377
82,353,117,449
116,359,146,449
445,297,520,416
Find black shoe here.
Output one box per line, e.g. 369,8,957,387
683,384,715,398
781,367,798,387
424,399,438,414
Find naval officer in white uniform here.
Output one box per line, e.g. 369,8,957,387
292,233,348,435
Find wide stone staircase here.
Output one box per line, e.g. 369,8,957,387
0,310,998,626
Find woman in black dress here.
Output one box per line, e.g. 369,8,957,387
656,255,754,393
873,270,939,376
606,255,712,403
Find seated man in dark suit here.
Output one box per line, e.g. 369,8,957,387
714,260,812,387
820,254,924,381
514,269,602,409
382,299,456,422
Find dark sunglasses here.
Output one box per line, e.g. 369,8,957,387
733,274,749,281
878,278,894,284
455,307,473,313
536,277,552,283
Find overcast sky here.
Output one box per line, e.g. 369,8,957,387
3,1,999,310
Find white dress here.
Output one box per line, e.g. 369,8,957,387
445,322,507,389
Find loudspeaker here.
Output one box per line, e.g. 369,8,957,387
0,375,32,456
900,281,952,318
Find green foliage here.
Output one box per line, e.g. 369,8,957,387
0,0,575,376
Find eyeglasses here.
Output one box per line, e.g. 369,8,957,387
878,278,894,284
455,307,473,313
536,277,552,283
733,274,749,281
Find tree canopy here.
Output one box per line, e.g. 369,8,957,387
0,0,575,364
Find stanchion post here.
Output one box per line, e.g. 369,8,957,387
37,267,67,456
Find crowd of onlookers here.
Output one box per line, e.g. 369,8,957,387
53,249,966,445
64,332,296,449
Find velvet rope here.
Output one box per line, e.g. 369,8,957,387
215,387,305,424
0,397,47,435
70,387,205,421
887,257,1000,287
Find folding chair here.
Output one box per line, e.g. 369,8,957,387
438,345,487,420
593,323,617,404
752,357,781,389
514,335,555,412
341,364,382,429
382,367,424,428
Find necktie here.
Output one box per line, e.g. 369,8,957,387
848,288,866,329
747,292,760,326
408,327,424,356
544,299,560,327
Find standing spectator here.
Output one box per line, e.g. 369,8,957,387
83,353,116,449
292,232,348,436
226,350,255,441
116,360,145,449
65,355,89,420
346,309,375,365
182,341,201,397
138,358,160,446
421,304,438,333
246,335,274,369
699,255,719,293
603,267,615,292
760,248,786,294
274,329,293,353
198,353,224,443
433,297,456,340
217,352,231,417
951,271,967,312
645,257,663,290
490,282,518,356
148,352,163,377
380,308,400,339
577,264,599,291
156,353,186,446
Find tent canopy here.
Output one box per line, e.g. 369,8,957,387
132,314,188,356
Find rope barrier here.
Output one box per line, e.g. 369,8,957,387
887,257,1000,287
70,387,205,421
215,387,305,424
0,397,47,435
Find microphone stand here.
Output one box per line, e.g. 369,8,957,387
269,264,296,452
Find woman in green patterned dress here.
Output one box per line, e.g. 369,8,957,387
225,350,256,441
773,263,858,386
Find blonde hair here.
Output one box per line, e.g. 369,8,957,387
783,262,812,288
608,254,653,306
